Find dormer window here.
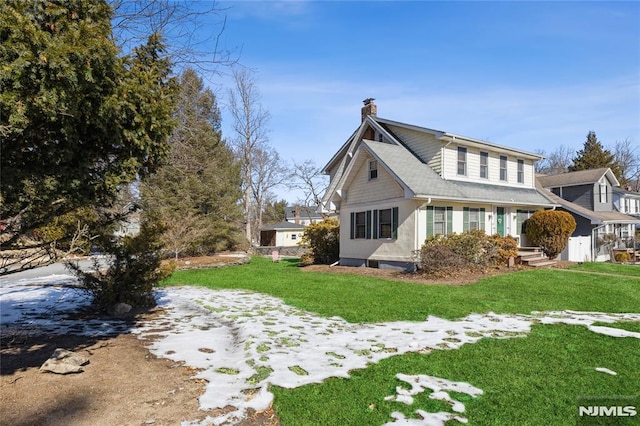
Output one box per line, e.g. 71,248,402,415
599,182,608,203
457,147,467,176
369,160,378,180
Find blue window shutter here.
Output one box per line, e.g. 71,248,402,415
446,207,453,235
463,207,469,232
373,210,379,239
426,206,434,237
366,210,372,239
392,207,399,239
350,212,355,239
480,208,485,231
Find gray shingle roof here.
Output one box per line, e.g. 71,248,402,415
363,140,556,206
540,189,639,224
260,221,306,231
537,168,612,188
362,140,461,198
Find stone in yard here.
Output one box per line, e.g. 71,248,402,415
109,302,132,317
40,348,89,374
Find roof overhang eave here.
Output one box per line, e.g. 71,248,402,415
413,194,557,208
439,134,543,160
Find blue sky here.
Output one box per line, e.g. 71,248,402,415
207,1,639,202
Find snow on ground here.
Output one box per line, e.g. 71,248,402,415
1,276,639,426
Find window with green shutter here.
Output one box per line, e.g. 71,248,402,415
464,207,485,231
427,206,453,237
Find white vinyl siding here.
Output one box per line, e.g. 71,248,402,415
388,126,443,175
443,146,536,188
345,155,403,205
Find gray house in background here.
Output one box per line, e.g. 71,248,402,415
613,187,640,220
285,205,324,226
537,168,638,262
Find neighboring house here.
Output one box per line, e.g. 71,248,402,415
320,99,557,271
613,187,640,220
537,168,638,262
259,221,305,248
285,205,324,226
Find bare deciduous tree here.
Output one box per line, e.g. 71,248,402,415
109,0,237,73
290,159,329,208
228,68,271,243
535,145,574,175
250,147,290,242
613,138,640,190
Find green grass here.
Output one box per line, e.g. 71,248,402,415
162,257,640,425
162,257,640,322
272,324,640,425
569,262,640,277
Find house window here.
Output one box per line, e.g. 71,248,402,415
426,206,453,237
369,160,378,180
351,208,398,239
376,208,399,239
499,156,508,181
463,207,485,231
468,209,480,230
480,152,488,179
624,198,629,213
433,207,447,235
291,233,297,240
457,147,467,176
354,211,367,238
599,183,608,203
517,159,524,183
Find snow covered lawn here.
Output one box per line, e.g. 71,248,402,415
2,273,639,425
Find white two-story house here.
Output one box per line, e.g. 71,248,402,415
320,99,557,271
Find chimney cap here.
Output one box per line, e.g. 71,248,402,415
363,97,375,105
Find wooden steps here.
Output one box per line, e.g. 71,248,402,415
517,247,557,267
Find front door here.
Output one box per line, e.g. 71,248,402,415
496,207,505,236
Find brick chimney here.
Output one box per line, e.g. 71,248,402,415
294,205,300,224
361,98,377,122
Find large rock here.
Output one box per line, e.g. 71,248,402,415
40,348,89,374
109,302,132,317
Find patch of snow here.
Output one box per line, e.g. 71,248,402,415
595,367,617,375
588,325,640,338
383,373,483,424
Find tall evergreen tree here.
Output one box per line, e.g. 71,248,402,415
141,68,244,257
569,131,623,181
0,0,177,273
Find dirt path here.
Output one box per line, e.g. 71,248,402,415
0,331,278,426
1,332,209,426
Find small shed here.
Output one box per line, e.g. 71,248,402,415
259,221,306,247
